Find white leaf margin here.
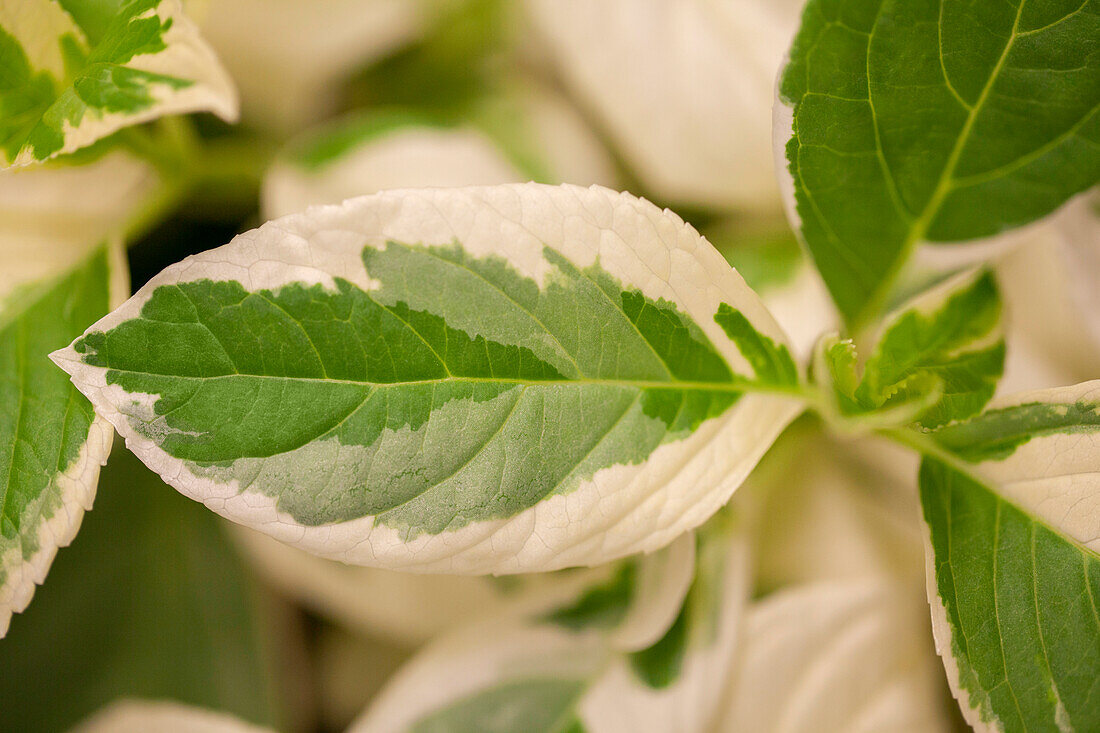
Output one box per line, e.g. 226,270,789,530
54,183,803,575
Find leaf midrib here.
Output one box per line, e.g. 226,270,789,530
96,366,800,396
855,0,1030,328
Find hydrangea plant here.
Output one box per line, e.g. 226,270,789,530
1,0,1098,731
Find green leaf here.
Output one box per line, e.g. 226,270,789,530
714,304,799,387
0,244,118,637
0,0,236,167
545,563,638,632
0,448,283,731
777,0,1100,326
53,184,802,574
918,381,1100,732
815,269,1004,429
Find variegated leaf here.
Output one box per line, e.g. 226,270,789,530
53,183,802,574
348,513,747,733
0,0,237,167
233,525,693,645
0,243,123,637
815,268,1004,430
921,381,1100,731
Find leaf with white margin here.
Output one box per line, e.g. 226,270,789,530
525,0,802,210
816,269,1005,430
351,621,607,733
0,0,237,167
577,514,750,732
348,513,747,733
263,84,618,220
776,0,1100,327
232,525,694,646
263,110,524,219
0,243,125,638
717,577,952,732
53,183,803,574
920,380,1100,732
70,700,275,733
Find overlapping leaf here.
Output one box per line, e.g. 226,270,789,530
919,381,1100,731
718,578,951,732
54,184,803,574
0,0,237,167
0,244,120,637
347,515,746,733
777,0,1100,326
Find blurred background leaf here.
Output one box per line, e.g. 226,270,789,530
0,447,293,732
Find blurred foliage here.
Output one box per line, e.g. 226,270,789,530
344,0,513,117
0,447,286,732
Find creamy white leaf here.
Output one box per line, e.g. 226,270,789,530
232,527,694,646
525,0,800,210
717,578,951,733
70,700,276,733
749,425,925,591
996,198,1100,392
262,84,618,219
200,0,427,131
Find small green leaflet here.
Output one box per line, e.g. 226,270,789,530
918,381,1100,731
777,0,1100,326
54,184,802,574
0,245,116,638
0,0,237,167
815,269,1003,429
